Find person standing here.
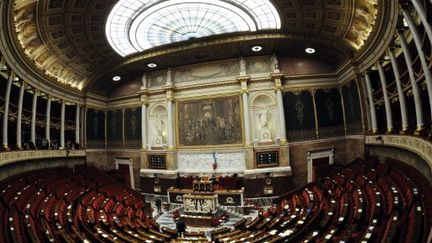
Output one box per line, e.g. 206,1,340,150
176,218,187,237
155,197,162,213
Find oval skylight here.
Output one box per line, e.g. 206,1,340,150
106,0,281,57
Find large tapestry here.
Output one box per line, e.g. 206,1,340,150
124,107,141,148
315,88,344,138
107,109,123,148
342,80,363,134
86,108,105,148
283,90,316,141
177,95,242,146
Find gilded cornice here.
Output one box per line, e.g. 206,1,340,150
248,77,273,85
92,32,354,83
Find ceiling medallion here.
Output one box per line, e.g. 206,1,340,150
106,0,281,57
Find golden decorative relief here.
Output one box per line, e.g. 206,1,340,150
346,0,378,50
13,2,85,90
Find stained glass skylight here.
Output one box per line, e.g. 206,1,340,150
106,0,281,56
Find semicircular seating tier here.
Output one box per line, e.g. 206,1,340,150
0,158,431,242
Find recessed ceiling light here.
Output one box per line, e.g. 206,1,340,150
251,45,263,52
305,48,315,54
147,63,157,68
112,76,121,81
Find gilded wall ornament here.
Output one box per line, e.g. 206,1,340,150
295,100,305,125
130,115,137,136
325,98,334,121
348,93,355,119
111,114,117,135
93,116,99,137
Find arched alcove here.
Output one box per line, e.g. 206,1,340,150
250,93,277,144
148,104,168,147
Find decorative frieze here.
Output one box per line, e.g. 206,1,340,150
0,149,86,167
365,135,432,171
177,151,245,174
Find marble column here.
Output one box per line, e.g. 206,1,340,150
242,90,251,145
166,68,175,149
402,8,432,124
80,107,85,147
377,61,393,132
75,105,80,145
410,0,432,47
389,50,408,131
60,101,65,149
364,72,378,133
45,98,51,143
276,89,287,142
167,99,174,148
16,82,25,149
141,102,147,149
274,77,287,143
397,31,424,129
30,90,38,144
2,72,13,149
82,107,86,148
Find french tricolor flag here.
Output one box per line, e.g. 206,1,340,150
212,152,217,170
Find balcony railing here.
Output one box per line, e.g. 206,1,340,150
365,134,432,171
0,149,86,167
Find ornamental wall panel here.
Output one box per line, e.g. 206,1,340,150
177,151,245,174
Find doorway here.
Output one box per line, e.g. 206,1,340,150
307,148,334,183
114,157,135,189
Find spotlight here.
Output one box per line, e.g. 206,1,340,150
112,76,121,81
251,46,263,52
147,63,157,68
305,48,315,54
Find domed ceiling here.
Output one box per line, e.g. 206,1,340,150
7,0,378,94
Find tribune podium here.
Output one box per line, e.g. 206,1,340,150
167,176,244,227
181,178,218,227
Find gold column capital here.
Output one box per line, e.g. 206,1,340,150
237,76,250,94
271,73,284,91
166,90,175,102
141,100,149,106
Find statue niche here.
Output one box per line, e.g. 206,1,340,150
258,109,272,143
150,105,168,147
252,94,276,144
155,117,166,145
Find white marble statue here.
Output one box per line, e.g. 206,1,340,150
258,109,272,142
154,118,165,145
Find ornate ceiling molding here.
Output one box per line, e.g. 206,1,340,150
0,0,392,99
